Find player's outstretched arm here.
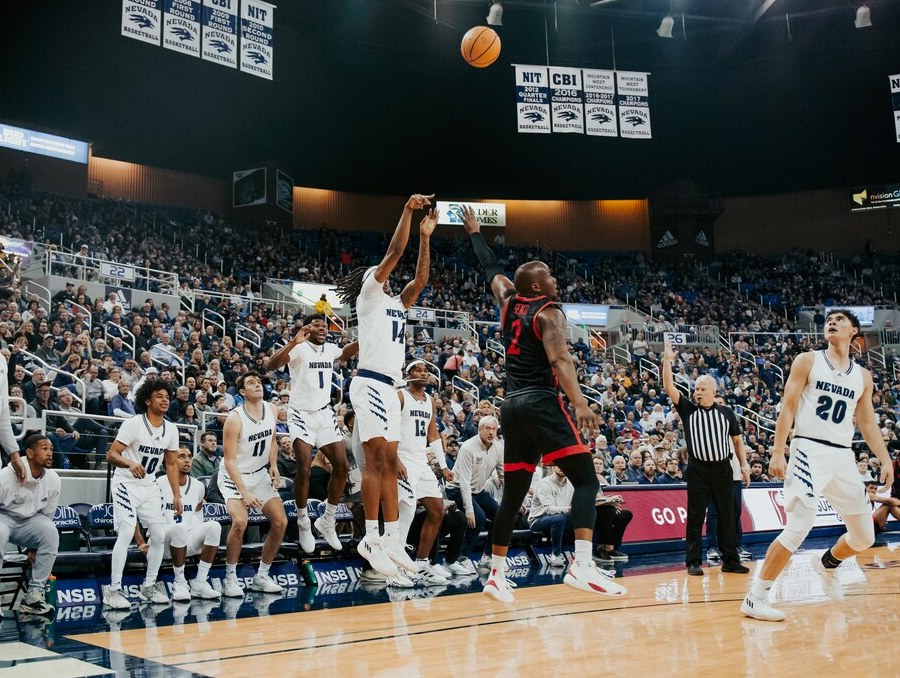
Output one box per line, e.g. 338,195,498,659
459,204,514,305
268,324,312,371
373,194,433,285
856,369,893,485
401,208,438,309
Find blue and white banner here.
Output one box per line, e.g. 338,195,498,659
163,0,201,57
121,0,163,46
583,69,618,138
514,65,551,134
240,0,276,80
202,0,238,68
616,71,652,140
549,67,584,134
0,122,89,164
891,73,900,143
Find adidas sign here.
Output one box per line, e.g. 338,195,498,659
656,230,678,249
694,230,710,247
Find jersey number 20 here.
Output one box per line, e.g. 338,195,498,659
815,395,847,424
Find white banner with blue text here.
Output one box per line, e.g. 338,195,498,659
163,0,201,57
549,67,584,134
582,69,618,137
514,65,551,134
122,0,162,46
616,70,652,139
202,0,238,67
240,0,276,80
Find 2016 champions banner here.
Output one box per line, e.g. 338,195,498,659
202,0,238,68
240,0,276,80
122,0,163,46
514,65,551,134
515,65,649,138
163,0,201,57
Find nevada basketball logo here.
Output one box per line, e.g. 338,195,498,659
624,115,646,127
129,13,156,29
558,110,580,122
246,51,268,64
524,111,545,122
171,27,194,41
208,39,231,53
591,112,612,124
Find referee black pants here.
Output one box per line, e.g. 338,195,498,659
684,458,739,567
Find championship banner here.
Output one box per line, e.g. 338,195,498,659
121,0,162,46
891,74,900,143
583,69,618,137
616,71,652,140
202,0,238,68
240,0,276,80
549,67,584,134
514,65,551,134
163,0,201,57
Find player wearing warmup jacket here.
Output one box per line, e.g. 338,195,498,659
133,448,222,601
219,371,288,597
460,204,627,603
396,360,455,586
104,380,182,610
267,314,358,553
741,309,893,622
334,194,438,578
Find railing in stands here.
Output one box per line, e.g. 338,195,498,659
451,374,479,405
17,348,86,411
104,322,136,361
42,249,178,293
236,323,262,350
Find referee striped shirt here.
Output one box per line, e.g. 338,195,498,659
674,398,740,463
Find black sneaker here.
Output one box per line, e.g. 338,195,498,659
722,561,750,574
607,549,629,562
687,564,704,576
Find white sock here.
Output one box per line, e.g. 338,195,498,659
574,539,593,567
491,554,506,572
173,565,186,583
324,502,337,518
751,578,776,600
257,561,271,577
225,562,237,579
196,560,211,583
383,520,399,540
365,520,380,537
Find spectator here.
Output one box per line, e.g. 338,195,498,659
109,379,136,418
56,389,108,469
528,464,573,568
637,458,659,484
624,449,644,483
191,432,222,479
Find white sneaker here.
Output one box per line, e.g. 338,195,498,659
358,534,399,577
740,592,786,621
360,568,388,583
418,562,450,585
103,586,132,610
707,547,721,561
564,561,628,597
477,554,492,570
138,583,170,605
297,519,316,554
314,515,343,551
483,567,517,603
171,580,191,602
813,556,845,600
547,554,567,568
382,537,420,574
386,572,416,588
432,562,454,579
222,577,244,598
190,579,222,600
447,559,477,576
249,573,283,594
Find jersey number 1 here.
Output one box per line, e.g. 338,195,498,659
392,320,405,343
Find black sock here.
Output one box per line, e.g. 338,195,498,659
821,548,843,569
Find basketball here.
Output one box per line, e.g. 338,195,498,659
461,26,501,68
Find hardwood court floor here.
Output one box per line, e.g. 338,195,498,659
67,546,900,678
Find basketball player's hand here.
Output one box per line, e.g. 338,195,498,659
243,494,263,509
419,209,439,237
466,511,476,529
10,456,25,483
574,401,600,439
270,467,281,489
458,205,481,235
137,542,149,556
441,468,454,482
129,461,146,479
879,464,892,486
173,496,183,517
397,461,408,482
406,194,434,210
768,450,787,480
293,325,312,345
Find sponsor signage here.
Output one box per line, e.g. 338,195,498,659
0,122,89,164
849,184,900,212
437,201,507,227
824,305,874,327
562,303,609,326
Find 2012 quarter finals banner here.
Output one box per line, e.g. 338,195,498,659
122,0,162,46
515,65,551,134
202,0,238,68
240,0,276,80
163,0,201,57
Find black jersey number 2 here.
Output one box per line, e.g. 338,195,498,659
815,395,847,424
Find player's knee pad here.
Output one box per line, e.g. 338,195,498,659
168,524,188,549
843,513,875,552
775,501,816,552
204,521,222,546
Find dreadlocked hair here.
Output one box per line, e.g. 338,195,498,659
334,266,369,306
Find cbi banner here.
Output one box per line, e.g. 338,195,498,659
163,0,201,57
583,69,618,137
549,67,584,134
891,73,900,143
616,71,652,139
202,0,238,67
514,65,551,134
121,0,162,46
240,0,276,80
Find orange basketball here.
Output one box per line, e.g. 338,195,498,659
461,26,501,68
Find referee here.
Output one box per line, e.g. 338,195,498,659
663,339,750,576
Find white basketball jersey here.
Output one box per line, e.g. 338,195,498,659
113,415,180,484
794,350,863,448
287,341,342,411
157,475,204,531
234,403,276,474
397,389,433,465
356,266,406,382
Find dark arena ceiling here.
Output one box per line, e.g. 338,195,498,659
1,0,899,199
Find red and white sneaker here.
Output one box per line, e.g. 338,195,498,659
564,561,628,597
483,567,517,603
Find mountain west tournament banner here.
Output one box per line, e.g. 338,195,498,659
121,0,162,45
202,0,238,68
583,69,618,137
162,0,201,57
549,67,584,134
616,71,651,139
240,0,276,80
892,73,900,143
514,65,551,134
